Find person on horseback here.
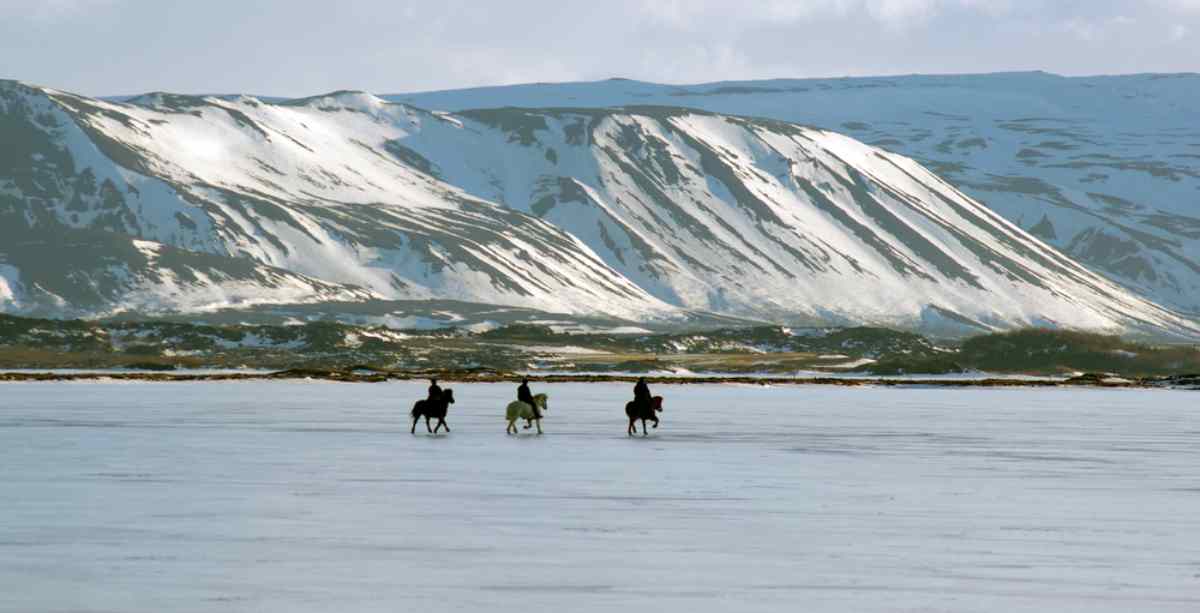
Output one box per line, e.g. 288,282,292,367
634,376,651,414
626,376,661,435
427,378,443,403
517,377,540,419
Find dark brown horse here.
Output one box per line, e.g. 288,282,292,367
625,395,663,436
411,389,455,434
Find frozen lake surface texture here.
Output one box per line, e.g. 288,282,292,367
2,381,1198,612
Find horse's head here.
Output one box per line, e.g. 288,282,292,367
652,396,663,412
533,393,548,411
443,389,455,404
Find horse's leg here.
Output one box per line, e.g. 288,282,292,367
425,416,433,433
536,418,543,435
411,416,419,434
440,418,450,433
642,419,649,436
628,418,635,436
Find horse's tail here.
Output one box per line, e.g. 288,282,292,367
411,400,424,419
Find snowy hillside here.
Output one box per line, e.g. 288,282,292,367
0,81,667,320
0,224,375,317
392,72,1200,315
1,79,1197,337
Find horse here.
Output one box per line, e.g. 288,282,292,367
411,388,455,434
505,393,549,434
625,396,663,436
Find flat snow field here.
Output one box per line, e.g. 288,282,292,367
1,382,1198,612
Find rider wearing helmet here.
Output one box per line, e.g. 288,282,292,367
427,378,443,403
633,376,651,413
517,377,539,419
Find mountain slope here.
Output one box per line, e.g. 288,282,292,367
1,79,1197,337
380,104,1197,336
0,81,669,320
0,224,376,317
390,72,1200,315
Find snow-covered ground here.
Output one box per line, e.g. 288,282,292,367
2,382,1198,612
518,369,1067,381
0,368,276,376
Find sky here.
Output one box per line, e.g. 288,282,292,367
1,0,1199,97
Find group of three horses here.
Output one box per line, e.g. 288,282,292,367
409,386,664,436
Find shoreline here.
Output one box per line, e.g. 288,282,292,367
1,368,1196,389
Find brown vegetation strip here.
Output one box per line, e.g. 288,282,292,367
1,369,1195,389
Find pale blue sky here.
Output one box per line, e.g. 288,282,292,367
2,0,1198,97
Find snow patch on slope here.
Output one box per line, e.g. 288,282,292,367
0,265,20,308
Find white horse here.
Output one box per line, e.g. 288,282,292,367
505,393,549,434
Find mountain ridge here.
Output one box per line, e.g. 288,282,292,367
388,72,1200,316
2,79,1197,338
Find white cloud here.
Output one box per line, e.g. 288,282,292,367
0,0,117,22
1155,0,1200,12
637,0,826,29
443,50,583,87
867,0,941,23
637,0,1013,30
3,0,1197,96
1061,15,1138,42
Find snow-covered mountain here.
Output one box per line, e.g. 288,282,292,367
0,224,376,318
1,79,1197,337
391,72,1200,316
0,81,667,320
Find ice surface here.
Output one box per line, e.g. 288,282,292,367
2,381,1198,612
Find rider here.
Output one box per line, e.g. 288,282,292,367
633,376,652,413
517,377,540,419
427,377,443,404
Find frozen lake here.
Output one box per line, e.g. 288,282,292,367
2,381,1198,612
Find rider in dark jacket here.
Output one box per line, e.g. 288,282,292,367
517,377,539,419
633,377,651,412
427,378,443,403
